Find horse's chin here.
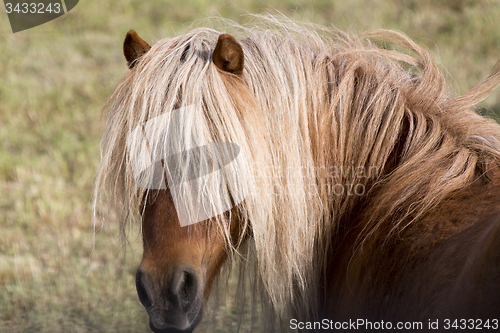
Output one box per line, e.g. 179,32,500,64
149,322,196,333
148,306,203,333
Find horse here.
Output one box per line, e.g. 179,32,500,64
94,15,500,332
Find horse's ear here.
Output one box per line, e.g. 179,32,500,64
212,34,244,75
124,30,151,69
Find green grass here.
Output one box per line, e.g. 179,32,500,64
1,0,499,332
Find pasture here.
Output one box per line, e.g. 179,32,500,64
1,0,499,332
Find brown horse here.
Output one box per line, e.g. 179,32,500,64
94,16,500,332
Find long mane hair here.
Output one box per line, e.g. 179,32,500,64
94,14,500,328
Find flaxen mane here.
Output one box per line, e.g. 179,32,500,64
94,15,500,326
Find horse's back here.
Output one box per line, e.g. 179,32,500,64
327,175,500,329
425,212,500,318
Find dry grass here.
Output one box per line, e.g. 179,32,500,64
1,0,499,331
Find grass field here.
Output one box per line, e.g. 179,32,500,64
1,0,499,332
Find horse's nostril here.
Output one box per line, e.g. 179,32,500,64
136,266,200,316
174,268,198,312
136,268,152,309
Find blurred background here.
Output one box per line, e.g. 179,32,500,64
1,0,499,332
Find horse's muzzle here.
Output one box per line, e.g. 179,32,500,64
136,266,203,332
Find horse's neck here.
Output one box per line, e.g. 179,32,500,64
401,168,500,250
332,164,500,277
